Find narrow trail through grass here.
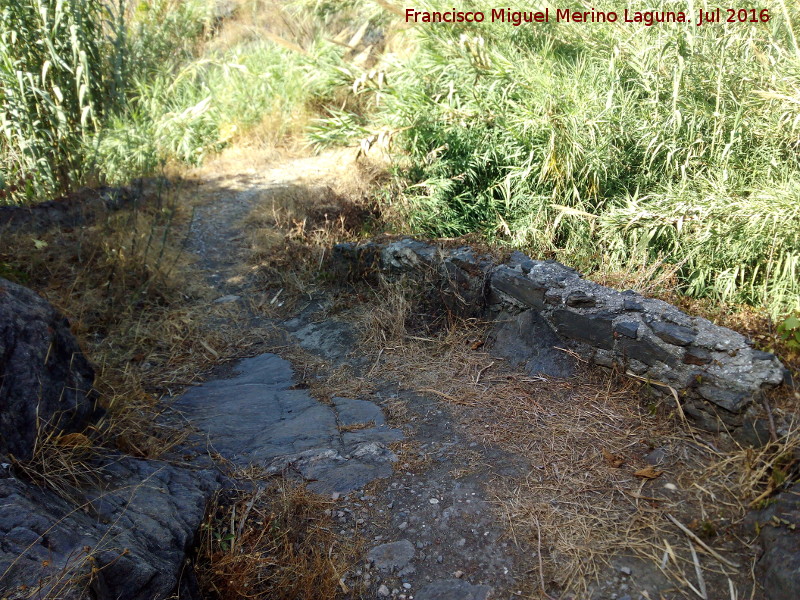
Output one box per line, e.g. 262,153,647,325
167,143,792,599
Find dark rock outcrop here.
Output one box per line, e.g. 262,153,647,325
0,184,149,234
333,238,788,440
0,457,220,600
746,483,800,600
0,277,102,461
0,278,219,599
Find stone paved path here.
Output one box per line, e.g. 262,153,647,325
177,151,535,599
173,149,778,600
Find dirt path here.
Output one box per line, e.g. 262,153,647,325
175,149,535,599
170,147,765,600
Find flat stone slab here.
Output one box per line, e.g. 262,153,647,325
367,539,415,572
290,319,356,360
415,579,493,600
174,353,402,494
334,397,386,426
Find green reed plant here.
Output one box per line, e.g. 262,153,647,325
0,0,109,202
311,0,800,315
0,0,218,203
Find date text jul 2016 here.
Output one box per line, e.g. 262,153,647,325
404,8,772,27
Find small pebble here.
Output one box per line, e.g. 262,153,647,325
454,570,464,578
403,583,412,589
429,498,439,504
378,584,390,597
619,566,632,576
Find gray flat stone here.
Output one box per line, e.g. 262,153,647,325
415,579,493,600
334,397,386,426
650,321,697,346
491,265,545,309
292,319,355,360
368,539,415,572
342,427,404,446
305,457,395,495
174,353,402,494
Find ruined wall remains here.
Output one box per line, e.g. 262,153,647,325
334,238,790,443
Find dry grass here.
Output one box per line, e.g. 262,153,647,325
245,182,374,303
275,343,379,405
0,182,283,495
10,428,104,505
342,280,799,598
196,477,361,600
231,152,388,320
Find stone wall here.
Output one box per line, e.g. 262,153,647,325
0,179,165,234
333,238,789,442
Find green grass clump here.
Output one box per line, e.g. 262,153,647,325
0,0,109,202
94,37,347,182
311,0,800,316
0,0,216,204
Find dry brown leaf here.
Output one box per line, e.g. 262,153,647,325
601,448,625,468
56,432,92,448
470,340,484,350
633,465,664,479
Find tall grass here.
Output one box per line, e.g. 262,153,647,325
0,0,218,203
92,0,369,183
0,0,109,202
1,0,374,198
4,0,797,315
312,0,800,316
93,39,330,182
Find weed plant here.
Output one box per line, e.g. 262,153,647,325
312,0,800,316
0,0,109,201
4,0,798,316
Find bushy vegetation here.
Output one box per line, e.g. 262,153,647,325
0,0,110,200
0,0,216,202
312,0,800,316
3,0,799,316
1,1,375,196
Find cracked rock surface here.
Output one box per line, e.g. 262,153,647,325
175,352,403,495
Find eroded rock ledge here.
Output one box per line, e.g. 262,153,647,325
333,238,788,441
